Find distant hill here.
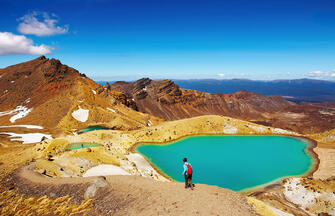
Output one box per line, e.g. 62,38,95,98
98,79,335,103
109,78,335,134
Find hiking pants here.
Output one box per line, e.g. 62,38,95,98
184,174,193,188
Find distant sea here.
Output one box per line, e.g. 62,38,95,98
97,79,335,103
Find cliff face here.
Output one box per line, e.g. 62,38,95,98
111,78,335,134
0,57,161,138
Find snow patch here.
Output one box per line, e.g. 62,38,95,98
0,125,43,129
9,106,33,123
223,124,237,134
3,90,8,94
147,120,152,126
271,128,297,135
284,178,335,213
132,98,135,101
249,125,266,132
0,132,52,144
11,81,15,83
143,87,147,91
91,89,96,95
83,164,130,177
107,108,116,113
0,105,33,123
71,106,89,122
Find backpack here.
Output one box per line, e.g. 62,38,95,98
186,163,193,175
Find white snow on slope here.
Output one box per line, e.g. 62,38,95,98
284,178,335,213
83,164,130,177
0,132,52,144
10,107,33,123
0,125,43,129
71,106,89,122
271,128,298,135
223,124,238,134
107,108,116,113
91,90,96,95
0,105,24,116
249,125,266,132
0,105,33,123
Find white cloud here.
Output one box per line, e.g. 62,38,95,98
217,73,225,78
0,32,52,55
307,70,335,78
17,12,68,36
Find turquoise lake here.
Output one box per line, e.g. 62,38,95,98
136,135,315,191
77,126,110,134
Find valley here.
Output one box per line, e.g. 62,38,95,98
1,57,335,215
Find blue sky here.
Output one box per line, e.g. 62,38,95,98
1,0,335,80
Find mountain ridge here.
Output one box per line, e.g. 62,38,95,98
110,78,335,134
98,78,335,103
1,56,335,136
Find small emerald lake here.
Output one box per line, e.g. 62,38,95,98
77,126,110,134
136,135,316,191
68,143,101,150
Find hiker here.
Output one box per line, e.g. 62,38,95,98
182,158,194,190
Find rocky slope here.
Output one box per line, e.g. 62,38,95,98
111,78,335,134
0,57,162,144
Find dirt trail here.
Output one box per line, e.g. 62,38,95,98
8,166,257,216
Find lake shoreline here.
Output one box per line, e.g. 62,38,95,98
130,134,320,192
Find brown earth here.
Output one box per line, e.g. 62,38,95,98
111,78,335,134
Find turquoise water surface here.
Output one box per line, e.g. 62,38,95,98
77,126,110,134
136,135,314,191
68,143,101,150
